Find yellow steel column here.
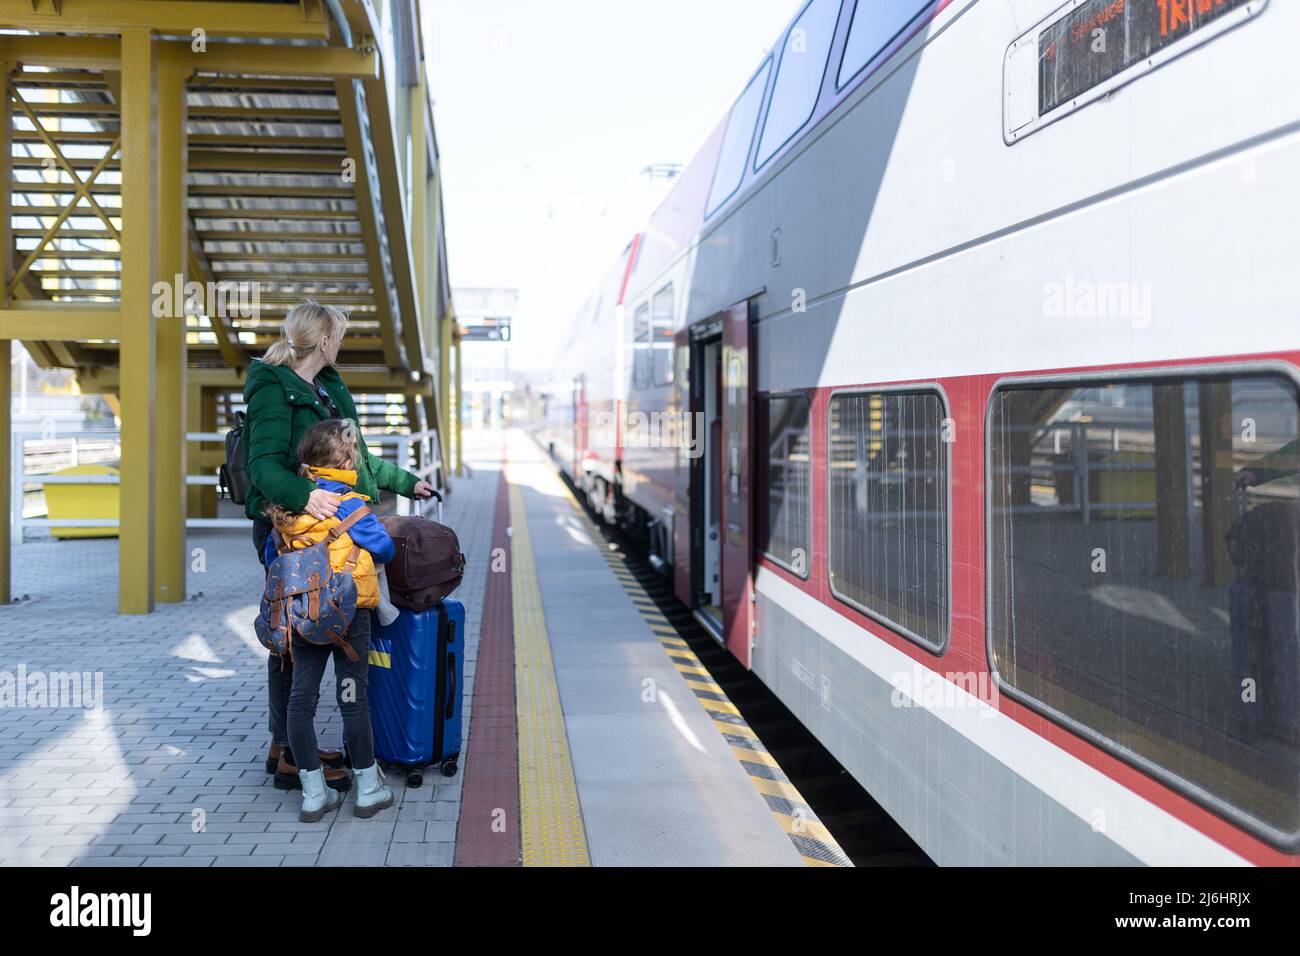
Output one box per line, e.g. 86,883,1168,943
410,81,430,345
185,384,217,519
440,305,454,475
201,389,218,517
1,63,13,606
118,28,159,614
430,172,449,486
0,340,10,607
453,332,462,476
153,60,188,603
408,79,438,482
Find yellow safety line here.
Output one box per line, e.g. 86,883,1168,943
509,473,591,867
696,698,742,717
772,811,840,847
715,720,759,740
673,663,712,677
747,775,807,803
732,746,779,768
685,676,725,693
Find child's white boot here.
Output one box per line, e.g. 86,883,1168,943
352,763,394,818
298,767,342,823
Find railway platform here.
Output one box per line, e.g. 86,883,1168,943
0,427,845,867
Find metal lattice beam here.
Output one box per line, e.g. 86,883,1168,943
0,0,334,39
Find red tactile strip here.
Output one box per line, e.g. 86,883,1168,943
453,459,521,866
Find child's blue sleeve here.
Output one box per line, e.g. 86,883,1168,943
345,505,395,564
263,531,277,566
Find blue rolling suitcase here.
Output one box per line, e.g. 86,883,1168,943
369,598,464,787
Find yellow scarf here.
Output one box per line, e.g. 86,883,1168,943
307,466,361,490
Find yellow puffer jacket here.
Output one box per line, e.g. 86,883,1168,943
273,490,381,608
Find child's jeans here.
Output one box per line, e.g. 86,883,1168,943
287,609,376,773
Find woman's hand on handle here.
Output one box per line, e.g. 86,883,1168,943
412,480,436,500
306,488,342,520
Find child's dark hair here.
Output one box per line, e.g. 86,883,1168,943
264,419,360,528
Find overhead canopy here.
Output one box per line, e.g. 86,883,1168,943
0,0,454,416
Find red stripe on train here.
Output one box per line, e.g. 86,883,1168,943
756,349,1300,866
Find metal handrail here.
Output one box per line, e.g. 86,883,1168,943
11,427,445,539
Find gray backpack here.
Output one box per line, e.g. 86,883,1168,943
254,506,372,661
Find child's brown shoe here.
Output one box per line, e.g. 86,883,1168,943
273,751,351,792
266,743,344,774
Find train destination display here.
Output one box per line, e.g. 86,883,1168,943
1038,0,1253,115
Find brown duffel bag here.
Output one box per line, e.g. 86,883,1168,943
380,514,466,610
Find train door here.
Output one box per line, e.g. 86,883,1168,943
695,333,724,631
688,302,753,666
719,301,753,667
673,326,693,606
573,374,587,480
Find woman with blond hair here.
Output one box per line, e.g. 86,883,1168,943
243,300,434,802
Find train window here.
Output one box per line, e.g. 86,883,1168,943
988,370,1300,845
704,58,771,219
837,0,934,91
632,303,651,390
757,393,812,576
753,0,840,171
651,284,674,387
829,389,949,651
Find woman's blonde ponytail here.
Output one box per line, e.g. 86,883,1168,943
261,339,296,367
262,299,349,367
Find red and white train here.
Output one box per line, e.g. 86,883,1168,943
537,0,1299,865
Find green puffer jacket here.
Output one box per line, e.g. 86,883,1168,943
242,360,418,521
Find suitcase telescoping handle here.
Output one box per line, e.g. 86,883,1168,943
420,487,444,523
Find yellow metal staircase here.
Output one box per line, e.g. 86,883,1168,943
0,0,461,612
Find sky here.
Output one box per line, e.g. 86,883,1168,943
421,0,805,377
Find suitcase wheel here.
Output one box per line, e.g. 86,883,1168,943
440,759,457,777
406,769,424,788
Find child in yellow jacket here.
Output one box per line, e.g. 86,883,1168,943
264,418,395,821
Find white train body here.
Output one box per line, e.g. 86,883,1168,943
542,0,1300,865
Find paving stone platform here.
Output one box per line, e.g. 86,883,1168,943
0,429,501,867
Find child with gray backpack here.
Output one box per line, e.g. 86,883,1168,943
256,419,396,822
